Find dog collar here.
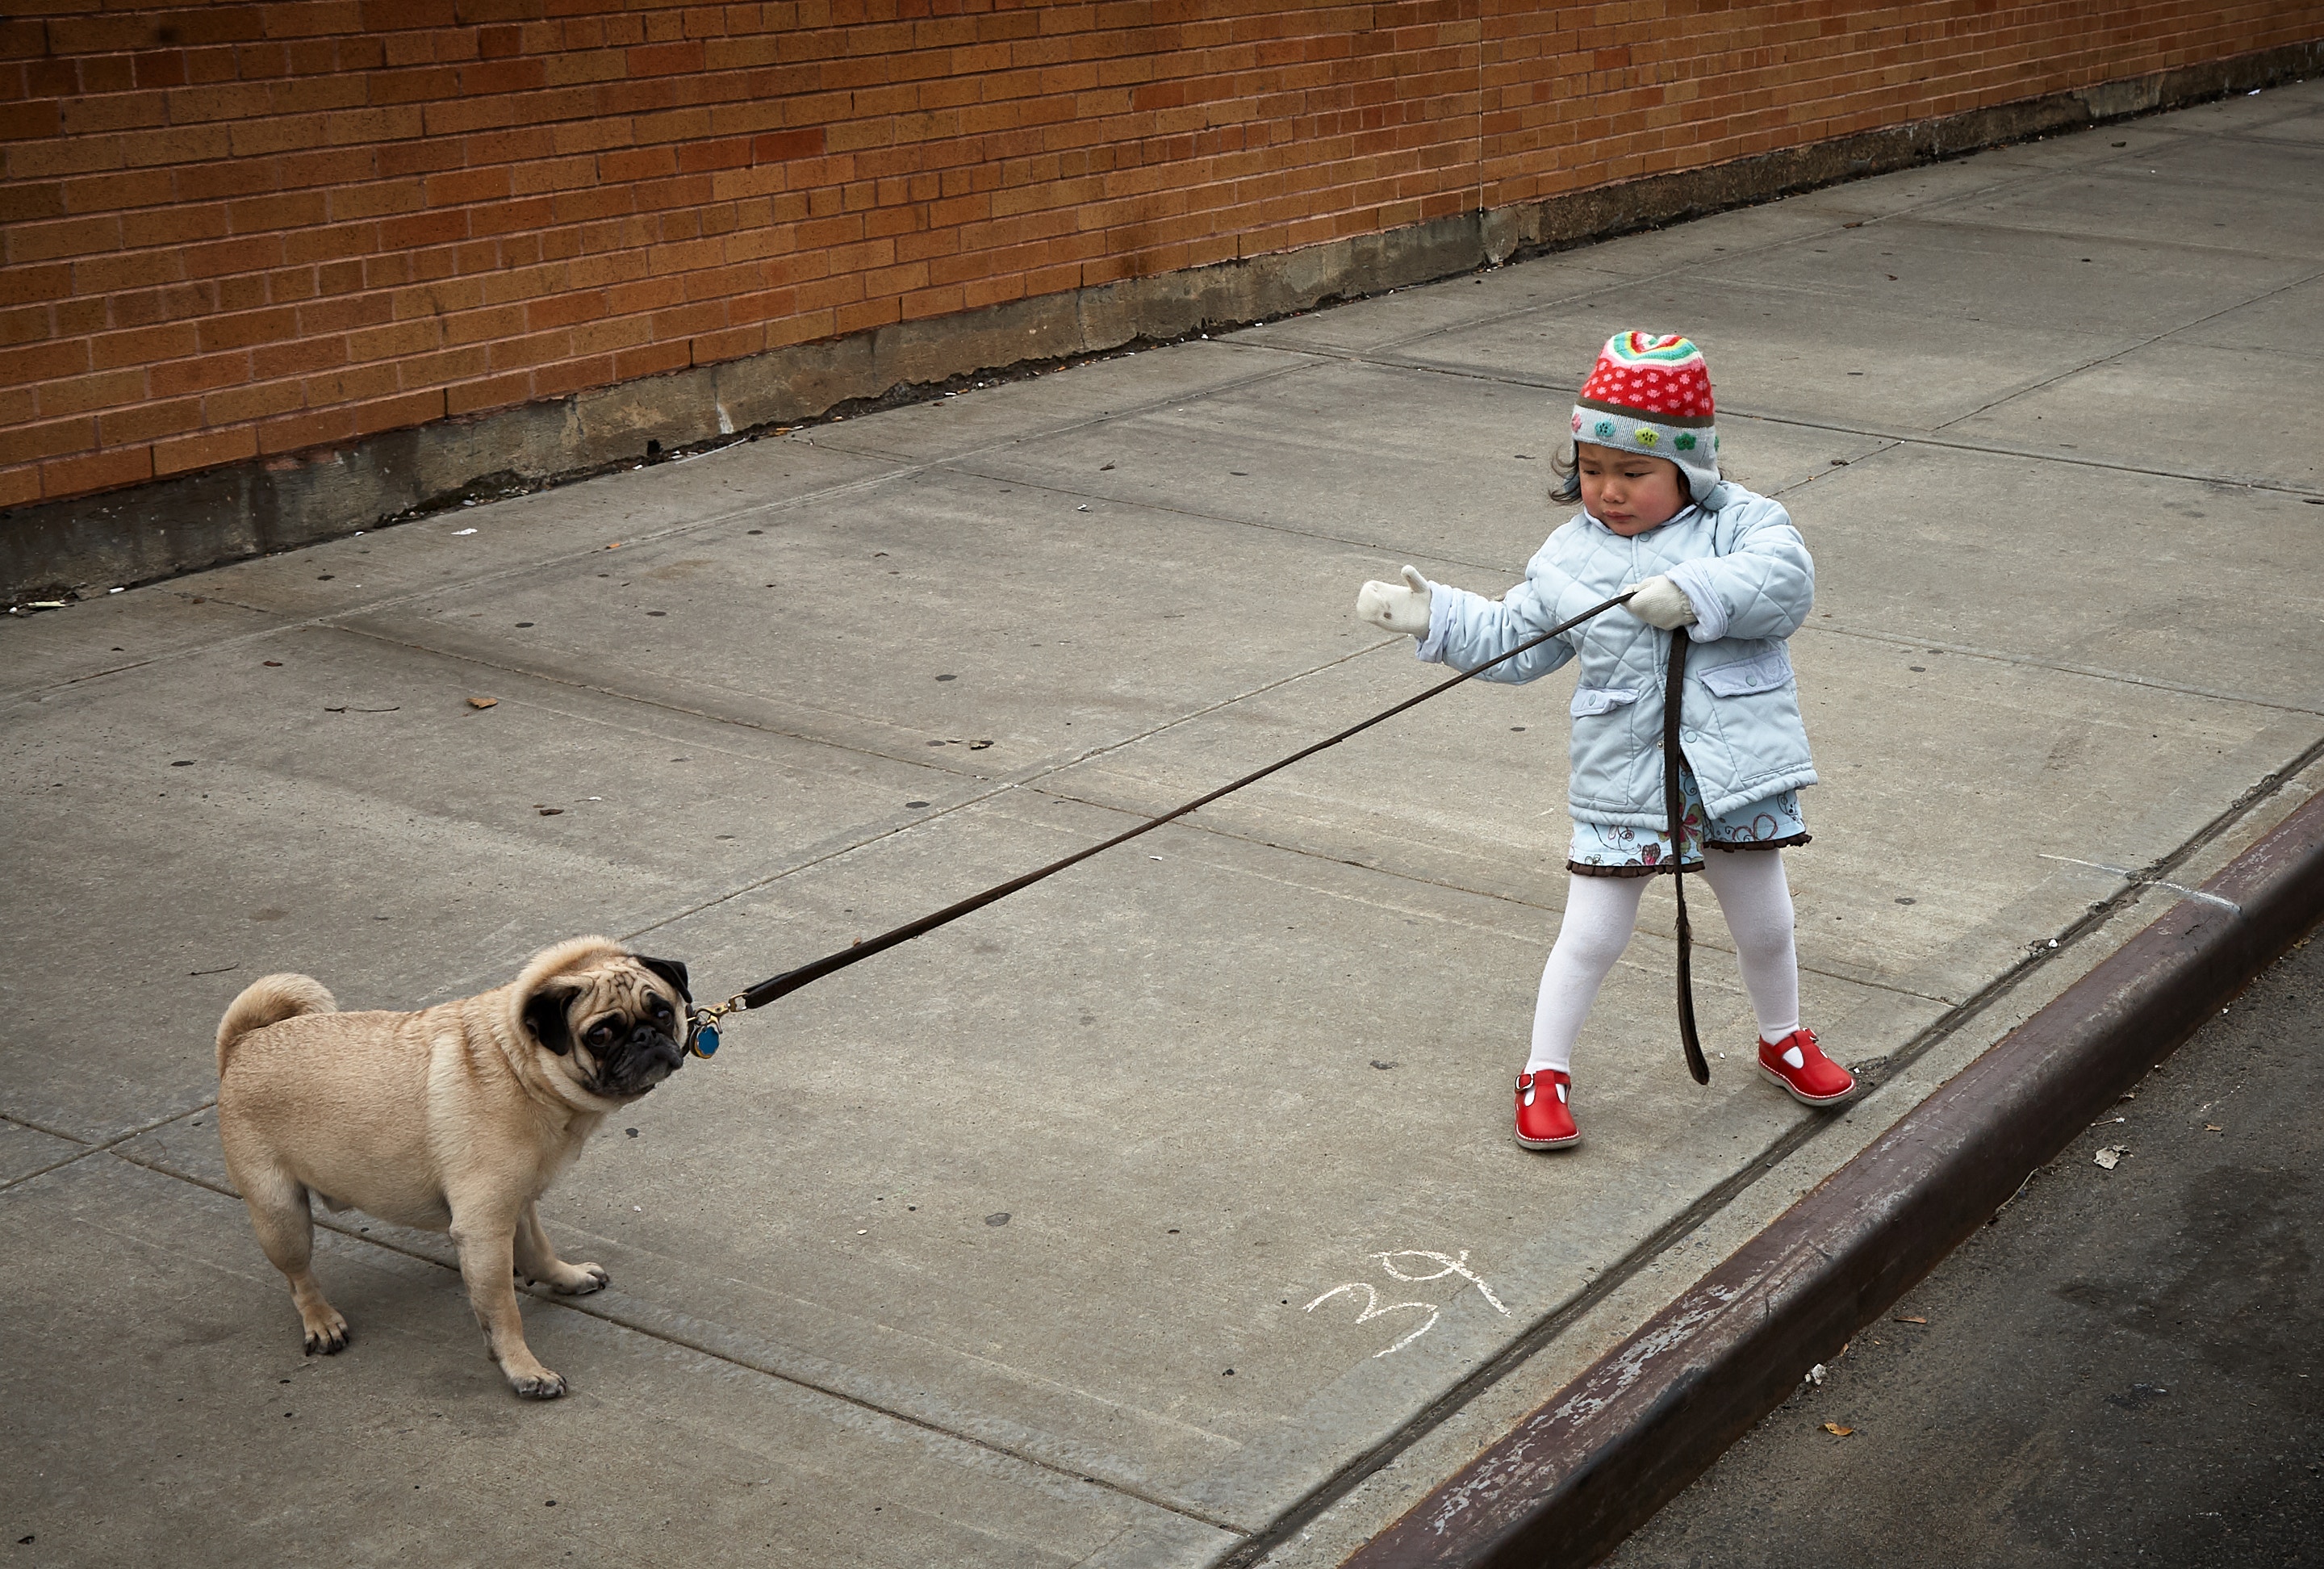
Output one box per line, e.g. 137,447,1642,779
685,993,748,1059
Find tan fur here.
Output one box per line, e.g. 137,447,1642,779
214,935,687,1399
215,973,336,1075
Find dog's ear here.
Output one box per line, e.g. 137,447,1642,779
636,955,691,1002
522,983,580,1056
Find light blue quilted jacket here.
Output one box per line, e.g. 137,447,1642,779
1415,481,1816,829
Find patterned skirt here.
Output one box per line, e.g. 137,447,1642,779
1567,762,1808,877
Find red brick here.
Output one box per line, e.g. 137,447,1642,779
202,379,306,425
198,306,301,353
257,405,357,456
181,235,287,278
6,214,122,264
444,367,532,416
152,423,261,478
97,397,203,446
7,0,2301,509
0,415,95,468
0,338,92,383
86,322,198,370
611,339,689,380
302,361,400,404
40,444,153,500
0,264,71,308
253,335,348,379
119,203,233,248
37,367,149,418
150,351,254,400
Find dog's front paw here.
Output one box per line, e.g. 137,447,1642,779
508,1368,568,1400
548,1261,609,1295
301,1308,350,1355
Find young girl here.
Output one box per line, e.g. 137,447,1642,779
1355,332,1854,1150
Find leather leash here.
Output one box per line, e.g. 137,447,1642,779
683,590,1656,1060
1662,626,1710,1084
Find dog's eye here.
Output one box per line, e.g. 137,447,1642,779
585,1023,616,1046
650,998,673,1020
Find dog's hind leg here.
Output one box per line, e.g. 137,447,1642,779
449,1203,565,1399
231,1160,349,1354
513,1203,608,1296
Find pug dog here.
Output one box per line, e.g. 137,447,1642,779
214,936,691,1399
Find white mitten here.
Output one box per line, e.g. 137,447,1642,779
1355,565,1434,638
1624,575,1697,630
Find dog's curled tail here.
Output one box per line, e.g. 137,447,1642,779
215,973,338,1077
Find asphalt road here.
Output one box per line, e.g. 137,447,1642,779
1611,924,2324,1568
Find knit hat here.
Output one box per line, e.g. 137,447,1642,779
1570,333,1720,502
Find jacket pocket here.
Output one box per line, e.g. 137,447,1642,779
1698,647,1792,697
1570,684,1641,718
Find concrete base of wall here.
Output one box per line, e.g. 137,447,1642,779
6,39,2317,606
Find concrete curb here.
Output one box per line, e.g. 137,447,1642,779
7,40,2318,606
1344,787,2324,1568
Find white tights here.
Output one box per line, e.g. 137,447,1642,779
1525,851,1801,1075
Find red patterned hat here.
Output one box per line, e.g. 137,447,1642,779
1570,333,1720,501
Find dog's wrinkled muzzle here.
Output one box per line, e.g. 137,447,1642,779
596,1025,685,1098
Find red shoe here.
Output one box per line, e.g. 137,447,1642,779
1758,1027,1856,1107
1515,1069,1580,1149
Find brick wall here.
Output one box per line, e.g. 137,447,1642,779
3,1,2316,513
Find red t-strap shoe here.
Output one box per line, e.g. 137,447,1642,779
1515,1069,1581,1149
1758,1027,1856,1107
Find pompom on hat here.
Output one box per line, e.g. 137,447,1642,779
1571,333,1720,502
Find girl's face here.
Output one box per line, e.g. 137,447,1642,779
1576,444,1689,536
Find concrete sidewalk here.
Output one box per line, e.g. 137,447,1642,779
4,80,2321,1568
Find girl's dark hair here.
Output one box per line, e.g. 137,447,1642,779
1548,443,1583,506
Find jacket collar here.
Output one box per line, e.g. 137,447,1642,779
1580,502,1703,536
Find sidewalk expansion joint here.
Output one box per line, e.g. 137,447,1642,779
1011,787,1942,1002
1215,727,2324,1569
99,1140,1250,1538
586,638,1416,946
1926,260,2324,438
0,1100,217,1195
1805,621,2324,718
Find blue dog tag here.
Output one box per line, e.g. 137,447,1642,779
692,1023,721,1058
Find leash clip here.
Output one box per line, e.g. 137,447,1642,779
685,994,748,1060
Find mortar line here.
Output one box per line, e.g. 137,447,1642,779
98,1141,1248,1536
1213,728,2324,1569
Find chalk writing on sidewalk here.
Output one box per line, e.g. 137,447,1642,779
1303,1249,1511,1358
